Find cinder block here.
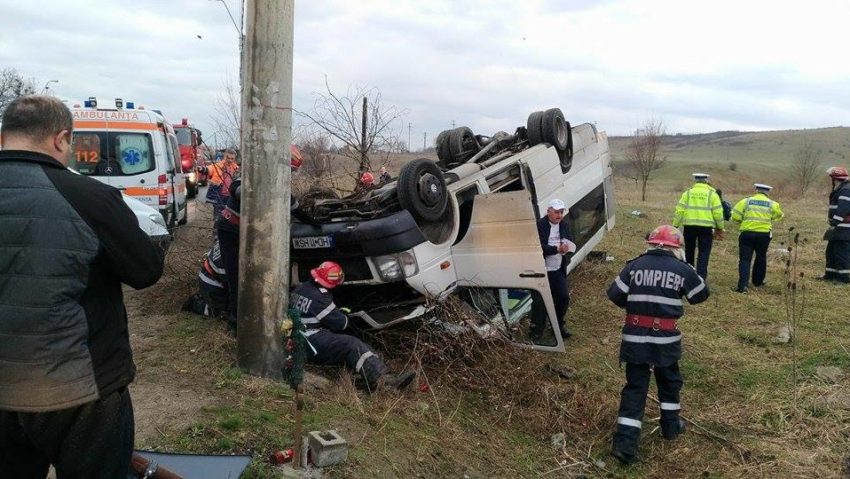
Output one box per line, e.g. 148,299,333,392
308,430,348,467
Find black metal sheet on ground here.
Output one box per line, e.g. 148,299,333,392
128,450,251,479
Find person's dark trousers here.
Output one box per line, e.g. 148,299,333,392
0,387,134,479
613,362,683,459
218,227,241,329
826,240,850,283
683,226,714,280
307,330,388,389
738,231,772,290
547,269,570,329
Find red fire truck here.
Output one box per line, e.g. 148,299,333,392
173,118,205,198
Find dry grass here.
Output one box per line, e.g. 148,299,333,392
128,163,850,478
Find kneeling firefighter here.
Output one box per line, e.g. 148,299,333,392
290,261,416,392
606,225,710,465
182,238,229,318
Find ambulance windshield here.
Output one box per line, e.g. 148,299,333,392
70,132,155,176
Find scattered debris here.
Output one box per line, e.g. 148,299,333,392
629,210,646,218
308,430,349,468
601,336,611,345
773,325,792,344
594,459,607,469
816,366,844,383
586,251,608,263
546,364,575,380
606,255,615,262
550,432,566,449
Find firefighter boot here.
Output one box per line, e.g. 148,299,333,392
661,418,687,440
382,371,416,391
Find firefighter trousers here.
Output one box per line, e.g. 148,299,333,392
613,362,683,458
738,231,771,290
217,227,240,328
683,226,713,280
306,330,388,390
825,240,850,283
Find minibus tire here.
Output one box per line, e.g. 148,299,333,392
527,111,545,146
397,158,448,223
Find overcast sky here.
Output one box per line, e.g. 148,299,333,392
2,0,849,146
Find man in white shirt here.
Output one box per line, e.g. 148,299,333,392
533,198,577,339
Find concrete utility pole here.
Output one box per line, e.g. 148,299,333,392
423,132,426,151
407,122,412,153
237,0,294,378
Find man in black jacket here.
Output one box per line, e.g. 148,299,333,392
606,225,709,465
533,198,576,340
0,96,164,478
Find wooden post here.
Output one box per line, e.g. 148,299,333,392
236,0,294,377
360,96,368,172
292,385,305,468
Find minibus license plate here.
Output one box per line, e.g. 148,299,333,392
292,236,334,249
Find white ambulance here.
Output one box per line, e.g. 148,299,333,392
68,97,188,231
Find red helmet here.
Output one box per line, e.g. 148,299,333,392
290,144,303,171
647,225,683,248
828,166,849,180
360,172,374,186
310,261,345,288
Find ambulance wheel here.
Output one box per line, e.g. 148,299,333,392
398,158,448,223
526,110,545,146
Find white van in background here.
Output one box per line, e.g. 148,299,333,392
67,97,188,231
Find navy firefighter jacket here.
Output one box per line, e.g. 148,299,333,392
606,248,709,367
290,280,349,336
828,180,850,241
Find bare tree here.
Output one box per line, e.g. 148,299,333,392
791,138,822,197
298,77,407,172
624,118,667,201
0,68,37,116
293,128,332,176
210,75,241,149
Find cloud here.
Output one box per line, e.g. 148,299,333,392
2,0,850,146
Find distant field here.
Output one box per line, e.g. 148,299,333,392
609,127,850,192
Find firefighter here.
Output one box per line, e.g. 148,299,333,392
607,225,710,465
824,166,850,283
290,261,416,392
217,149,319,332
672,173,725,279
360,171,375,187
731,184,784,292
182,238,229,318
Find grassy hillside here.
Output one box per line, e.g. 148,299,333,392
610,127,850,188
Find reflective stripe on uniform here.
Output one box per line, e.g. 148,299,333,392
830,205,838,210
660,402,681,411
826,268,850,274
627,294,683,306
199,272,224,288
681,218,716,226
686,281,706,299
622,333,682,344
209,261,225,275
617,417,642,429
837,224,850,228
615,276,630,293
839,196,850,202
315,302,337,320
682,205,714,211
355,351,375,372
833,215,844,221
301,317,321,325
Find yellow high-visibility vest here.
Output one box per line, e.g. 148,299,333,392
731,193,784,233
672,183,724,229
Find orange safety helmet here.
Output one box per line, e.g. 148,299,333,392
310,261,345,288
360,171,374,186
827,166,849,181
290,144,303,171
647,225,684,248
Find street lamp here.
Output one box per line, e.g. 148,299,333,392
41,80,59,95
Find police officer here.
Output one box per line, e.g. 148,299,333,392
731,184,784,293
607,225,710,465
182,238,229,318
290,262,416,392
672,173,725,280
824,166,850,283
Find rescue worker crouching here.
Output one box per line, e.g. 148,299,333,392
672,173,725,280
182,238,229,318
823,166,850,283
607,225,710,465
290,262,416,392
731,184,784,293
